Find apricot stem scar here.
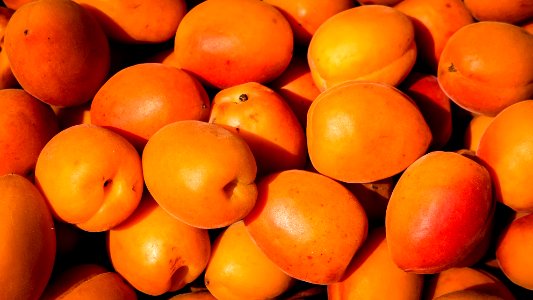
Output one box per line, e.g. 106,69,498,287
448,63,457,72
238,94,248,102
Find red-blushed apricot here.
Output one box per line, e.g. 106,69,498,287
328,227,424,299
437,21,533,116
4,0,110,107
74,0,187,43
244,169,368,285
204,221,295,299
262,0,355,45
35,124,144,232
0,89,59,178
174,0,293,89
463,0,533,24
394,0,474,72
108,195,211,296
91,63,210,150
307,5,417,91
142,120,258,229
0,173,56,300
401,72,453,149
209,82,307,176
425,267,516,300
476,100,533,212
41,264,137,300
385,151,494,273
307,81,432,183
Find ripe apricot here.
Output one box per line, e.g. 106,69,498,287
0,89,59,178
307,5,417,91
41,264,137,300
0,7,17,90
142,120,257,229
174,0,293,89
328,227,424,299
244,169,368,284
204,221,294,299
108,195,211,296
307,81,431,183
74,0,187,43
4,0,110,107
463,0,533,24
35,124,144,232
395,0,474,73
464,114,494,152
522,19,533,34
209,81,307,175
53,102,92,130
169,291,217,300
385,151,494,273
3,0,33,10
0,173,56,300
269,54,321,128
434,290,507,300
357,0,403,5
262,0,354,45
477,100,533,212
437,21,533,116
496,213,533,290
425,267,516,300
91,63,210,150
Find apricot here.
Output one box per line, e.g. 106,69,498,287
434,290,507,300
35,124,144,232
425,267,516,300
0,7,17,90
169,291,217,300
209,82,307,175
328,227,424,299
142,120,257,229
91,63,210,150
3,0,33,10
204,221,294,299
463,0,533,24
0,173,56,300
174,0,293,89
108,195,211,296
0,89,59,178
306,81,431,183
307,5,417,91
394,0,474,72
464,114,494,152
437,21,533,116
74,0,187,43
262,0,355,45
477,100,533,212
4,0,110,107
385,151,494,273
53,102,92,130
357,0,403,5
244,169,368,284
41,264,137,300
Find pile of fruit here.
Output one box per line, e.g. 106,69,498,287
1,0,532,299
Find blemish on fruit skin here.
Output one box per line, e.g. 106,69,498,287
23,29,28,36
238,94,248,102
448,63,457,72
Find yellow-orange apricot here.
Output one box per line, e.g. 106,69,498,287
463,0,533,24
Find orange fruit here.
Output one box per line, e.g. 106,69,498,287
244,169,368,284
142,120,258,229
35,124,144,232
463,0,533,24
204,221,294,299
307,81,431,183
463,114,494,152
437,21,533,116
174,0,293,89
0,7,17,90
307,5,417,91
209,81,307,175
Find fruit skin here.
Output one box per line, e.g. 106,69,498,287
0,173,56,300
74,0,187,43
0,88,59,178
464,115,494,152
437,21,533,116
244,169,368,285
307,5,417,91
463,0,533,24
4,0,110,107
142,120,258,229
385,151,494,273
204,221,294,300
108,195,211,296
35,124,144,232
91,62,210,150
41,264,137,300
328,227,424,300
0,7,17,90
174,0,293,89
306,80,432,183
209,82,307,176
476,100,533,212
